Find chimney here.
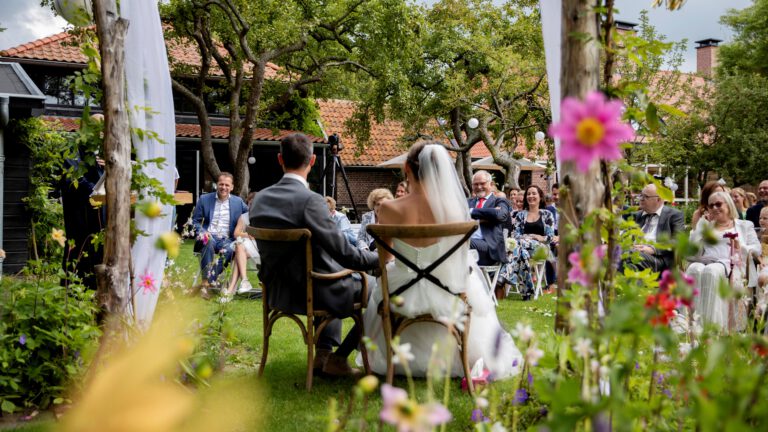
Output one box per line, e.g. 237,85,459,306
695,38,722,77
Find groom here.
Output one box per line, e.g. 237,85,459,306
250,133,378,377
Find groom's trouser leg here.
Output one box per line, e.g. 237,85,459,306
316,319,341,351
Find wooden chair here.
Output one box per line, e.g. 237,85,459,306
366,221,478,394
247,226,371,391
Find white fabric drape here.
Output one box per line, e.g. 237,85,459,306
124,0,176,328
539,0,562,175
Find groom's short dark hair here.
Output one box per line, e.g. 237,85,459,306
280,133,313,169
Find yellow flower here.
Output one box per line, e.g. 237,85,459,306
51,228,67,247
575,117,605,147
156,231,181,258
357,375,379,394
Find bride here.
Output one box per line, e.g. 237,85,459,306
359,141,522,379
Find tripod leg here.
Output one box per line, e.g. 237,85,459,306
336,157,359,221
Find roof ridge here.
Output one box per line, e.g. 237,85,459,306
1,30,72,56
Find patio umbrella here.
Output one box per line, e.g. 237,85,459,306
471,156,546,171
377,153,408,168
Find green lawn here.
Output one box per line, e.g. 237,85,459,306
7,242,557,431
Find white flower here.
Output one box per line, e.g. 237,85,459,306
574,338,593,358
392,342,415,365
599,364,610,377
491,422,508,432
570,309,589,327
505,237,517,252
437,308,467,332
475,397,489,409
514,323,535,343
525,345,544,365
590,359,600,373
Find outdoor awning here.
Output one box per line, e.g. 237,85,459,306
471,156,546,171
377,153,407,169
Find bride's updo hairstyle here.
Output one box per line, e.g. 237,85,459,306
405,139,443,182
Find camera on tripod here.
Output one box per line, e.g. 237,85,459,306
328,133,343,154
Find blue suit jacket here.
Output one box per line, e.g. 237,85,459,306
468,195,510,263
192,192,248,239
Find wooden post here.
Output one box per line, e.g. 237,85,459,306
92,0,132,318
554,0,604,332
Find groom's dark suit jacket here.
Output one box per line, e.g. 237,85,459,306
250,176,378,317
468,195,510,264
630,205,685,271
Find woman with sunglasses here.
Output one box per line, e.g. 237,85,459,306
690,181,726,227
687,191,761,330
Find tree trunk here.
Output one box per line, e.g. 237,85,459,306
93,0,132,318
555,0,603,332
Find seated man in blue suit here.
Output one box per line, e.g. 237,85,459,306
192,172,248,289
468,170,510,266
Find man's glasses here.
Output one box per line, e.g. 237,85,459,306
639,194,659,200
708,201,725,210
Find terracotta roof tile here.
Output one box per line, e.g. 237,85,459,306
316,99,542,166
42,116,323,143
1,30,279,79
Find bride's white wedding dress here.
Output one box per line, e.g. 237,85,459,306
359,238,522,378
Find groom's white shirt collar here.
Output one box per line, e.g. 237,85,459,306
283,173,309,189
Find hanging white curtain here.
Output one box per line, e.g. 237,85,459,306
123,0,176,328
539,0,562,175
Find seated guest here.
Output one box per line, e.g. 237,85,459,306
325,196,356,245
192,172,248,290
251,133,378,376
691,181,726,227
220,213,260,302
395,181,409,198
688,191,761,330
747,192,758,208
502,185,555,300
625,184,685,274
731,187,749,220
746,180,768,229
357,188,394,250
468,170,509,266
757,207,768,291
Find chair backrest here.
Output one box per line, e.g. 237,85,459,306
247,227,315,315
366,221,478,313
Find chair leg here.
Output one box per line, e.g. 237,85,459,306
460,320,474,395
382,315,395,385
306,317,314,392
258,312,272,378
355,313,372,375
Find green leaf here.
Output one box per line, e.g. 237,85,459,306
656,103,687,118
1,400,15,413
645,102,661,132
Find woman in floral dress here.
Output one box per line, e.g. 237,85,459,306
502,185,556,300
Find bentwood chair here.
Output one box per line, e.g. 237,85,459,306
366,221,478,394
247,227,371,391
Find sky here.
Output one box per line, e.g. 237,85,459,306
0,0,756,72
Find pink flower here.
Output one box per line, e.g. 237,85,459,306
567,252,590,286
138,271,157,294
548,91,634,172
380,384,452,431
723,232,739,240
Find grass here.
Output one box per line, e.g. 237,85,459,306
6,242,558,431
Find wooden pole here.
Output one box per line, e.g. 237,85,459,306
554,0,604,332
92,0,132,318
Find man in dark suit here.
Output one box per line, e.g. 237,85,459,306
250,133,378,377
627,183,685,273
746,180,768,229
468,170,510,266
191,172,248,286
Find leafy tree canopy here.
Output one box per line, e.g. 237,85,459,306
718,0,768,77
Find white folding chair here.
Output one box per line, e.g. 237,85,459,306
532,260,546,300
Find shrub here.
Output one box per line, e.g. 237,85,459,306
0,277,100,413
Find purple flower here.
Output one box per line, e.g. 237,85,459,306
513,388,528,405
527,371,534,387
512,358,519,368
19,334,27,346
635,361,640,370
656,373,665,385
662,388,673,398
549,91,634,172
471,409,489,423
